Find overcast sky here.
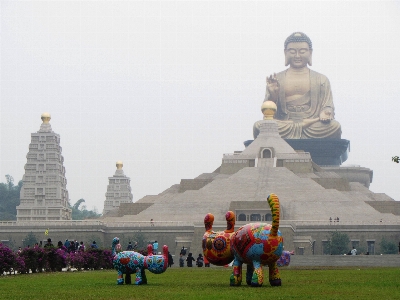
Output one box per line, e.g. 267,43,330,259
1,0,400,213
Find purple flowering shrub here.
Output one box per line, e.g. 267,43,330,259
14,255,26,274
67,249,113,270
84,249,102,270
68,251,85,270
45,247,67,272
18,247,46,273
0,243,25,275
0,243,114,275
101,249,114,269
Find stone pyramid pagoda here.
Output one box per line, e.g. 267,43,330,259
113,106,398,225
103,161,133,215
105,104,400,256
16,113,72,221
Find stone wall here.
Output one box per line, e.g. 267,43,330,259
220,159,255,175
179,179,214,193
1,222,399,259
366,201,400,215
117,203,154,217
288,254,400,267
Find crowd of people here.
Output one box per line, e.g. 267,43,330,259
17,239,213,268
178,247,210,268
17,238,97,254
57,239,87,253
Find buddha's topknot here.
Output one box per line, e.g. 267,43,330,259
284,32,312,50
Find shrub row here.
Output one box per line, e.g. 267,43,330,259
0,243,114,275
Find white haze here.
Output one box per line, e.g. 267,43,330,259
1,0,400,212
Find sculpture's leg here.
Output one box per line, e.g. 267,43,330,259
117,271,124,285
134,268,143,285
268,262,281,286
230,258,243,286
125,273,131,284
246,263,254,286
250,261,263,287
141,268,148,285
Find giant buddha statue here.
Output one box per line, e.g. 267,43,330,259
253,32,342,139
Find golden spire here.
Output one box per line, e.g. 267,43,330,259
261,101,277,120
116,161,123,170
41,112,51,124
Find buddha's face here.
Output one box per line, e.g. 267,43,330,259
284,42,312,68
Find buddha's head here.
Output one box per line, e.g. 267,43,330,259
284,32,313,67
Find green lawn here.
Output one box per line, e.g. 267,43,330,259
1,267,399,300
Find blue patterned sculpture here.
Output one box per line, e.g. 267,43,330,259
112,237,168,285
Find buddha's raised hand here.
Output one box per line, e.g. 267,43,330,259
266,73,280,101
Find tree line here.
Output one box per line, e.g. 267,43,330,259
0,175,101,221
324,231,398,255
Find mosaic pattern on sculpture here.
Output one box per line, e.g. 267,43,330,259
203,193,288,287
111,237,168,285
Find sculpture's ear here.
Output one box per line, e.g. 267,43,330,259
147,244,153,256
308,49,313,66
284,49,289,66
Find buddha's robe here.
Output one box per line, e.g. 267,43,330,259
254,69,341,139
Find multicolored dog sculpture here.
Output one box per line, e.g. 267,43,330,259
112,237,168,285
202,193,287,287
203,211,236,266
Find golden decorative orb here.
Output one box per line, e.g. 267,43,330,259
261,101,277,120
116,160,123,170
41,112,51,124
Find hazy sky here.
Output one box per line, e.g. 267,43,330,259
1,0,400,212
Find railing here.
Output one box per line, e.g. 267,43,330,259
105,221,194,227
0,220,104,226
280,220,400,226
0,220,194,227
1,220,400,227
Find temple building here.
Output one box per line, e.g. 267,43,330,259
5,31,400,258
101,103,400,257
16,113,71,221
102,161,133,215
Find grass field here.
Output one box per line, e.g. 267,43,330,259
1,267,399,300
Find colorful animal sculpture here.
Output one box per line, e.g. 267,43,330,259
111,237,168,285
202,211,236,266
202,193,286,287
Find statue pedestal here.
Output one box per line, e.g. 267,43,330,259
244,139,350,166
285,139,350,166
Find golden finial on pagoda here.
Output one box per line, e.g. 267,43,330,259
116,161,123,170
261,101,277,120
41,112,51,124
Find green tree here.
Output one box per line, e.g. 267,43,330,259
86,235,102,248
325,231,350,255
23,232,38,248
132,231,148,250
70,199,101,220
379,238,398,254
0,175,22,221
392,156,399,163
117,231,148,251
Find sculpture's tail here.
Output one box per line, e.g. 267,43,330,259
267,193,280,236
112,237,119,257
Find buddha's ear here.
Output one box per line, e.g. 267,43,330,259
308,50,313,66
284,50,289,66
